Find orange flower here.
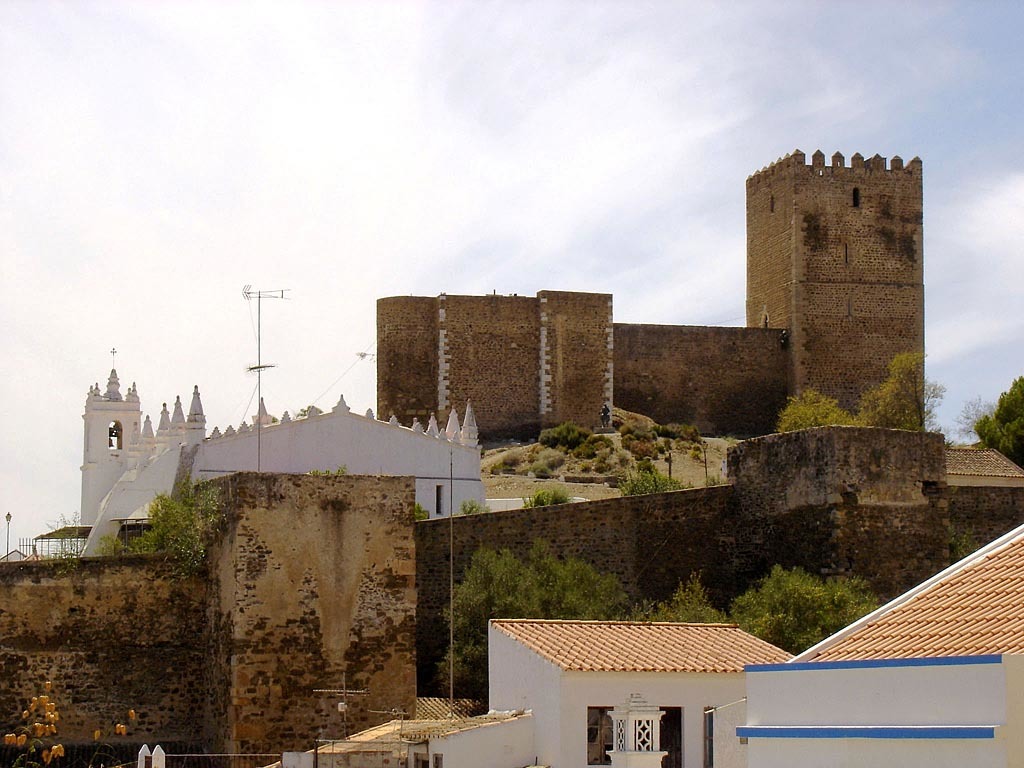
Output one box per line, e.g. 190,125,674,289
52,744,64,758
16,733,27,747
42,748,52,765
44,681,52,692
128,709,136,720
93,729,101,741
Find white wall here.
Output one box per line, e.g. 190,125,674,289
427,715,535,768
195,408,482,515
559,671,746,768
745,659,1006,727
744,656,1010,768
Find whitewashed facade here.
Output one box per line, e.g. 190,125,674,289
81,368,483,554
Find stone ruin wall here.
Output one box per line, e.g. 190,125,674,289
613,323,789,436
746,151,924,410
0,473,418,756
205,473,417,755
0,556,208,748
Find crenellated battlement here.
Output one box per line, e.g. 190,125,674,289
747,149,922,185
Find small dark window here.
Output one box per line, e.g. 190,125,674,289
587,707,614,765
844,243,849,264
769,194,775,213
704,708,715,768
432,754,443,768
435,485,444,517
852,187,860,207
108,420,123,450
847,297,853,317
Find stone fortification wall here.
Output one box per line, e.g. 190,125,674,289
728,427,948,597
417,427,954,691
539,290,614,431
0,474,418,755
948,486,1024,551
207,473,417,754
441,294,543,437
377,291,614,438
0,557,207,746
415,486,735,690
613,324,788,436
746,151,924,409
376,296,439,425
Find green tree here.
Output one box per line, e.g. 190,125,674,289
441,541,627,699
130,481,224,576
857,352,945,431
632,572,727,623
730,565,877,654
776,390,857,432
975,376,1024,467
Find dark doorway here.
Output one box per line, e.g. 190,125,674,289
661,707,682,768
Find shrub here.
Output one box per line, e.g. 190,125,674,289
654,422,700,442
522,488,572,508
619,469,684,496
776,389,858,432
539,422,592,451
459,499,489,516
626,438,658,460
572,434,614,459
414,503,430,521
632,572,727,623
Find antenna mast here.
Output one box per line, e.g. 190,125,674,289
242,285,289,472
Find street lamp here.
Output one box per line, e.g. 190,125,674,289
5,512,11,560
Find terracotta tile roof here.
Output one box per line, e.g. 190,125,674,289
805,523,1024,661
946,447,1024,478
492,619,790,673
415,697,487,719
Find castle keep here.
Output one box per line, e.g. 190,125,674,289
378,150,925,437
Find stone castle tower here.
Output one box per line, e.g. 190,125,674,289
745,150,924,411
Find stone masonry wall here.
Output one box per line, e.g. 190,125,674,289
416,485,744,692
728,427,948,597
613,324,789,436
948,485,1024,551
0,556,207,746
540,290,614,431
441,294,542,438
377,296,439,425
207,473,417,754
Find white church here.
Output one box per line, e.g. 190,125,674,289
79,367,484,554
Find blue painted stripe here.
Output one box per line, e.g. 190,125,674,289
746,654,1003,673
736,725,997,740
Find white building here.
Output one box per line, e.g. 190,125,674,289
488,619,790,768
80,367,484,554
741,520,1024,768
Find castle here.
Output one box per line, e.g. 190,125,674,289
377,150,924,438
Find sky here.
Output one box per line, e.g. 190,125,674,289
2,1,1022,545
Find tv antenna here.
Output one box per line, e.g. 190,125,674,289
242,285,289,472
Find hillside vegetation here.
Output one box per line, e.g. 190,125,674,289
481,409,732,502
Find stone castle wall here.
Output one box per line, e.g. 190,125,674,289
416,427,957,692
0,474,418,755
0,556,208,746
948,485,1024,553
377,151,925,438
206,473,417,754
613,324,789,436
